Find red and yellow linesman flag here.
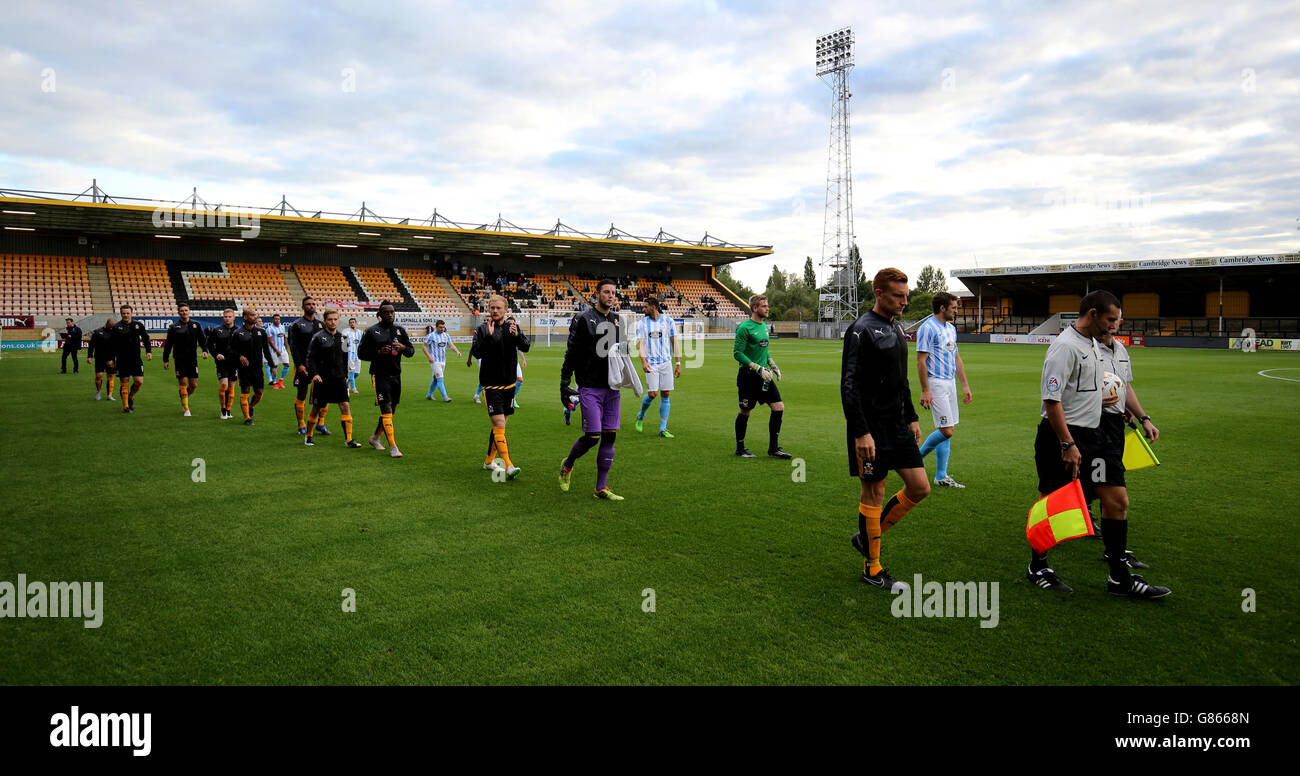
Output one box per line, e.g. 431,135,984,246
1026,479,1093,553
1123,428,1160,471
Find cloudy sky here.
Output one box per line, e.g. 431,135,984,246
2,0,1296,291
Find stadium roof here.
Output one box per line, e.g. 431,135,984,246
949,253,1300,297
0,186,773,267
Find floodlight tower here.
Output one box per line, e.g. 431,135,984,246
816,27,858,321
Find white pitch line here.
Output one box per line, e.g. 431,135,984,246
1258,369,1300,383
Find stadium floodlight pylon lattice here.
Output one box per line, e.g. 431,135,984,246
817,27,858,322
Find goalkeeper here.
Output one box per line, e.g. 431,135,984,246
733,294,791,459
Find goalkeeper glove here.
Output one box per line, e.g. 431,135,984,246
560,382,579,410
769,361,782,382
749,361,773,383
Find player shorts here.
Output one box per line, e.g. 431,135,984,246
1034,419,1124,501
116,360,144,378
292,365,311,389
269,349,288,367
847,423,924,481
236,364,265,389
928,377,959,428
94,359,115,376
215,359,239,382
737,366,781,409
348,357,361,375
430,361,446,379
312,377,349,406
483,387,515,417
173,360,199,380
578,386,621,433
372,374,402,407
646,360,674,392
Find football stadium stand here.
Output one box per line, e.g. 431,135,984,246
393,268,470,317
0,254,93,317
106,257,176,316
180,261,297,314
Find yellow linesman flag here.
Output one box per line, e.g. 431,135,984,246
1123,428,1160,471
1026,479,1092,554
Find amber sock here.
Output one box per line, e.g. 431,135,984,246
382,413,396,447
240,392,251,421
294,399,305,428
492,427,513,468
179,386,189,411
485,429,498,465
120,380,130,409
316,405,328,427
341,414,353,443
859,503,883,576
881,489,919,533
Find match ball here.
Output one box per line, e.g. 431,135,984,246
1102,370,1124,408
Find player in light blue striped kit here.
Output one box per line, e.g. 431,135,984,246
915,292,973,488
342,318,364,394
423,320,462,401
632,296,682,437
264,315,290,387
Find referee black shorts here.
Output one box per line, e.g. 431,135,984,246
372,374,402,408
847,423,923,481
1034,418,1124,500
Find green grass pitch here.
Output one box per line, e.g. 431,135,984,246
1,341,1296,685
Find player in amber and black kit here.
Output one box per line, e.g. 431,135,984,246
206,308,240,419
109,305,152,414
842,268,930,595
471,295,530,478
162,303,209,417
305,309,363,448
87,316,117,401
358,301,414,458
229,307,274,426
287,296,324,435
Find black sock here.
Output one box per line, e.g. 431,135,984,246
735,414,748,447
1102,519,1130,582
880,494,900,525
1029,550,1048,573
768,410,783,451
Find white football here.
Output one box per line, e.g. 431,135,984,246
1102,371,1124,410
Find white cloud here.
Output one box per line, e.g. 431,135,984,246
0,0,1295,294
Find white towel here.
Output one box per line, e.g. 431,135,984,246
606,342,644,396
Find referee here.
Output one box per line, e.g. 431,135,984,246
1095,319,1160,569
1030,290,1170,598
843,268,930,594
